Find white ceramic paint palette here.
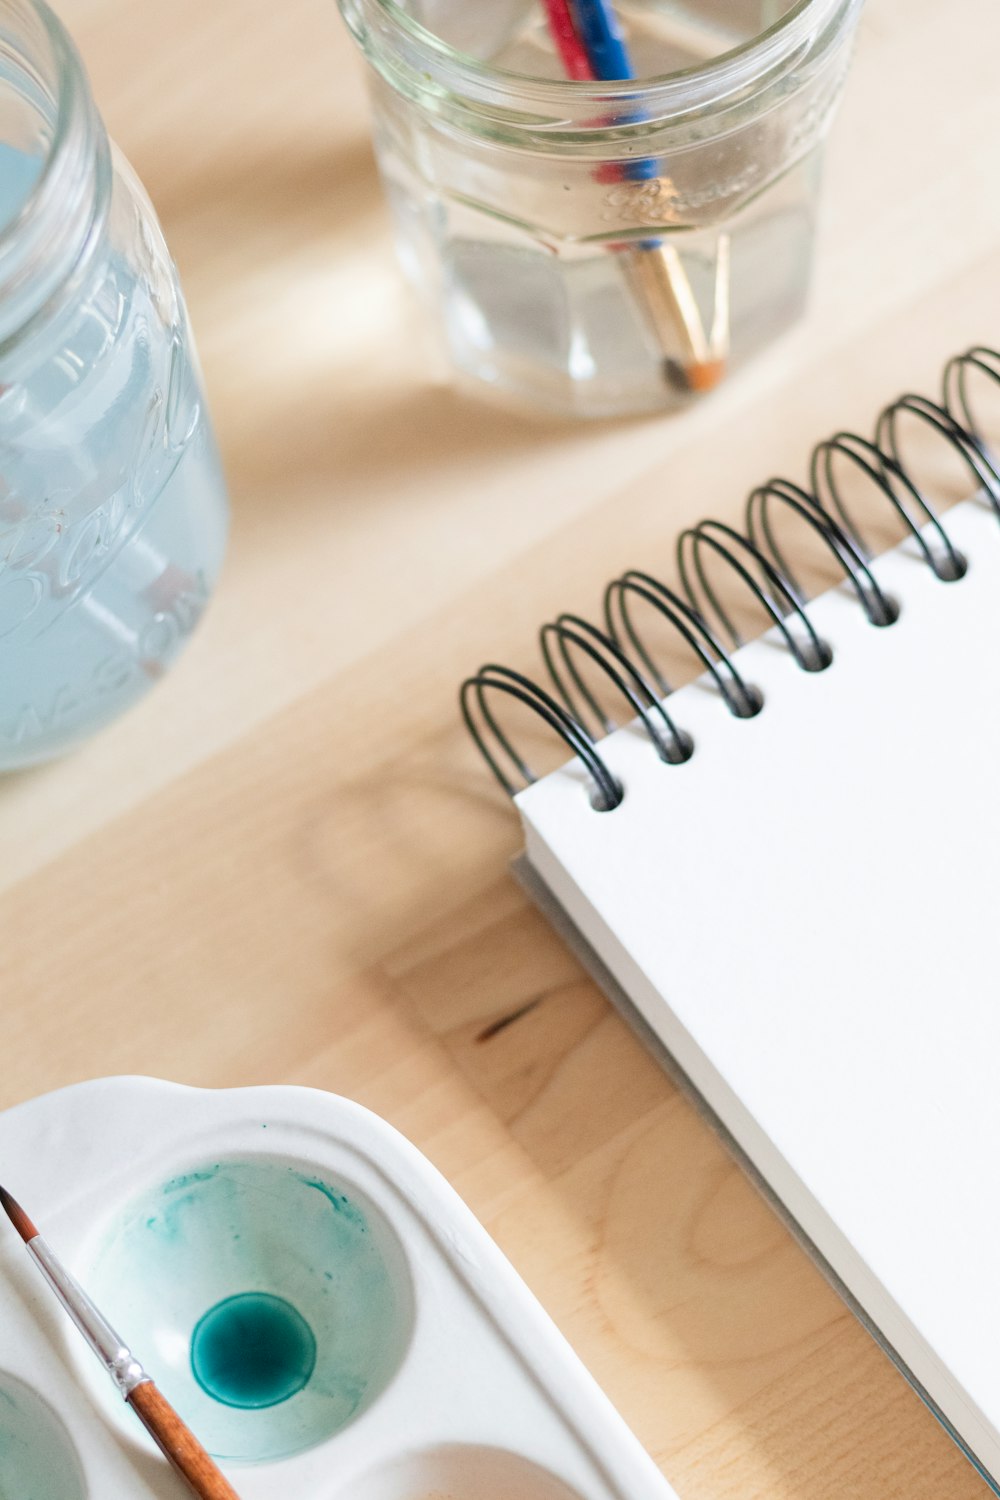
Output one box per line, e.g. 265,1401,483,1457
0,1077,679,1500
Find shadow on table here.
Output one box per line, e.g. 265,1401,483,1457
157,135,385,257
151,128,634,527
222,377,581,511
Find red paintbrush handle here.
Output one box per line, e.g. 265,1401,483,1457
540,0,594,79
127,1382,241,1500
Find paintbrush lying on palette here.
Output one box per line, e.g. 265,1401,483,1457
0,1185,242,1500
541,0,729,393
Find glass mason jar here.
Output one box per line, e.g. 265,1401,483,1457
338,0,864,419
0,0,229,769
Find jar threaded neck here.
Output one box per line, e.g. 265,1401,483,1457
339,0,859,139
0,0,109,354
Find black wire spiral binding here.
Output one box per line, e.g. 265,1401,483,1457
745,477,899,627
677,518,834,671
462,344,1000,807
603,570,763,718
943,348,1000,494
460,665,623,809
540,614,693,765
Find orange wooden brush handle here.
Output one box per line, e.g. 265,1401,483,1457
127,1381,241,1500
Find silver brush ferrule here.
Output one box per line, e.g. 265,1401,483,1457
28,1236,150,1399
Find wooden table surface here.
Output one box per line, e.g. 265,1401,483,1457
2,1,996,1496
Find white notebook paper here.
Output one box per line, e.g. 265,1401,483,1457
482,442,1000,1489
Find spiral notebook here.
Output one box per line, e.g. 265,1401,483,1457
464,348,1000,1493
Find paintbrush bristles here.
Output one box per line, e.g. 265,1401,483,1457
0,1185,39,1243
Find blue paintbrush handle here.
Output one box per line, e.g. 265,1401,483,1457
571,0,635,80
567,0,722,376
570,0,659,181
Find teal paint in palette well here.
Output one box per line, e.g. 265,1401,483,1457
82,1159,414,1462
192,1292,317,1409
0,1374,86,1500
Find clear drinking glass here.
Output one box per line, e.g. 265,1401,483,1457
338,0,864,418
0,0,229,769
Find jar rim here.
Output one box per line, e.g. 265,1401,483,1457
0,0,82,257
346,0,856,116
0,0,106,354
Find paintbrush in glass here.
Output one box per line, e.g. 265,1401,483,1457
544,0,730,392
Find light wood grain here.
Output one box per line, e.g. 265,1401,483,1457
1,1,995,1497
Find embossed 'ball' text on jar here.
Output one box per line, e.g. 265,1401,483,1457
0,0,229,769
338,0,864,418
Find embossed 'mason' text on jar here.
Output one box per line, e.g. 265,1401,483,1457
338,0,864,419
0,0,228,768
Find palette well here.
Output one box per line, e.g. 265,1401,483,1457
0,1078,679,1499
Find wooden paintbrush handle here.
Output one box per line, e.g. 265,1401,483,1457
127,1381,241,1499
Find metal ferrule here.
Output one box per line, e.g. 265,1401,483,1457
28,1236,150,1399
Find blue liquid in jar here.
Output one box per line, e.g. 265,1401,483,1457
0,143,228,768
191,1293,318,1410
